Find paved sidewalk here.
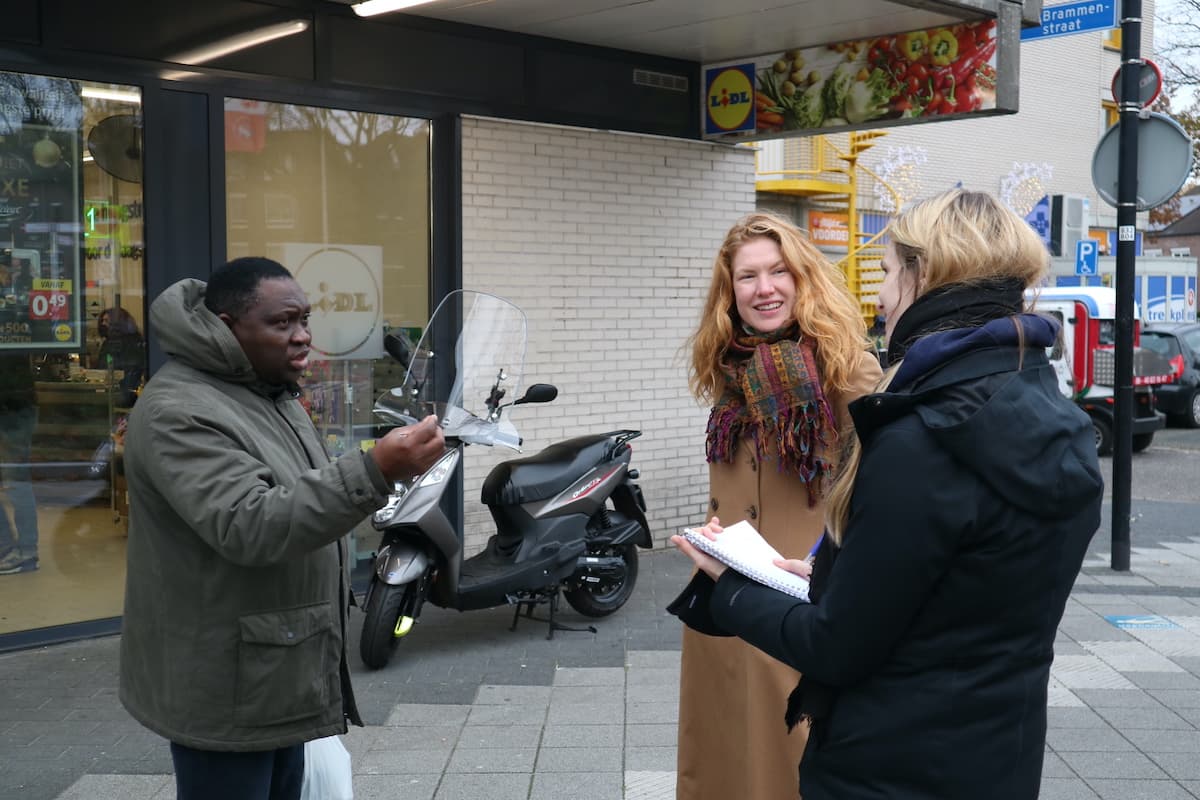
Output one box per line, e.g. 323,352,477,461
5,502,1200,800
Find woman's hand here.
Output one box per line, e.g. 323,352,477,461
670,516,729,582
773,557,813,579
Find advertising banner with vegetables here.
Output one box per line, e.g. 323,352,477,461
703,19,1013,140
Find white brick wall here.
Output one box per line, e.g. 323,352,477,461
459,116,757,553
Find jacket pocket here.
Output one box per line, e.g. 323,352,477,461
235,603,333,727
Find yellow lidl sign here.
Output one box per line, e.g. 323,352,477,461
705,64,756,135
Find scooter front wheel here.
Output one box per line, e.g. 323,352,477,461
360,582,413,670
563,543,639,618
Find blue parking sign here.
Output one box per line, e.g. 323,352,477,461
1075,239,1098,276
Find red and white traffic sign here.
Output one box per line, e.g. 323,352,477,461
1111,59,1163,108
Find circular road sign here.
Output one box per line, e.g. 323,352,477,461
1091,111,1194,211
1111,59,1163,108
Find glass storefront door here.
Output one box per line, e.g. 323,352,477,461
0,71,146,633
223,99,431,577
0,84,432,640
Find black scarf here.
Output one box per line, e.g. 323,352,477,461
885,277,1026,366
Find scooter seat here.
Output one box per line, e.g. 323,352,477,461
481,432,619,506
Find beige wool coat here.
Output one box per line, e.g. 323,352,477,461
676,349,882,800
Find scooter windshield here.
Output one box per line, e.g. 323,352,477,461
374,290,527,448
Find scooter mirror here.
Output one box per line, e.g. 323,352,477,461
515,383,557,405
384,331,413,368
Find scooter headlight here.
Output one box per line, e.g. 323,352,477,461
371,449,459,528
372,486,407,525
419,449,460,487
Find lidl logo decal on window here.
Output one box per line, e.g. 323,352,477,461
704,64,756,135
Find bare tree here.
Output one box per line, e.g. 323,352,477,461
1157,0,1200,93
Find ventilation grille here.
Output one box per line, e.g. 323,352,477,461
1094,349,1114,387
633,69,689,92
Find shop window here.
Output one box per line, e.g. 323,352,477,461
228,192,248,228
0,71,146,635
226,157,246,181
223,99,431,575
263,192,298,229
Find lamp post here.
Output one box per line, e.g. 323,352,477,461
1111,0,1142,572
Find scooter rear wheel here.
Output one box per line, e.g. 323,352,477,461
360,582,411,670
563,543,639,618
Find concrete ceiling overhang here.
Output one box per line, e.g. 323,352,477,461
327,0,1038,64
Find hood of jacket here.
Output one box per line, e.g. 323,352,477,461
853,314,1102,520
151,278,259,386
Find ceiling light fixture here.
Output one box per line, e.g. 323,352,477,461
352,0,439,17
171,19,311,65
80,87,142,105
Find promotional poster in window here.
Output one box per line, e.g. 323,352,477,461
0,73,84,351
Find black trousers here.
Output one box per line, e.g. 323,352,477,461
170,741,305,800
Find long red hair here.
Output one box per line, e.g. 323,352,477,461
687,211,869,404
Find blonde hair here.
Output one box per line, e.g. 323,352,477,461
688,211,869,403
889,189,1049,298
825,189,1049,544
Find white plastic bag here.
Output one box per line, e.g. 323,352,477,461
300,736,353,800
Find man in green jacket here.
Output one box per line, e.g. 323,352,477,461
119,257,444,800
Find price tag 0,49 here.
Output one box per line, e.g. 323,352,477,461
29,290,70,321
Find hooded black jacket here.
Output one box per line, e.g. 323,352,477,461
703,313,1104,800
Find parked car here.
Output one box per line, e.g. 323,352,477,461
1140,322,1200,428
1028,287,1168,456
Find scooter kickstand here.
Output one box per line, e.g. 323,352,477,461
509,596,542,632
545,591,596,640
508,591,596,639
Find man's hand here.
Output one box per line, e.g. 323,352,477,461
370,415,445,483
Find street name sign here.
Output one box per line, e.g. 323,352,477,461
1021,0,1118,41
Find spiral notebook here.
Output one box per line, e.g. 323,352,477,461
682,520,811,601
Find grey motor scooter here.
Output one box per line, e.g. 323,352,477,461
359,291,651,670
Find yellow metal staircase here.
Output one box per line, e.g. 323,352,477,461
754,132,901,322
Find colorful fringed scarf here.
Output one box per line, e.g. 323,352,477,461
706,325,835,505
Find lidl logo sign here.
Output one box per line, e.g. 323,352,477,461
705,64,756,135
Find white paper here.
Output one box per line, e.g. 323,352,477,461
682,519,811,601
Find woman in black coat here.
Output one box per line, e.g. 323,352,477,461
671,188,1104,800
97,306,145,406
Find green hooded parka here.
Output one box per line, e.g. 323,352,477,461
119,278,390,751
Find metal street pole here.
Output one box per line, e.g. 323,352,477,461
1112,0,1141,572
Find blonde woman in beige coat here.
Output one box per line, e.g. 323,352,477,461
676,212,881,800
